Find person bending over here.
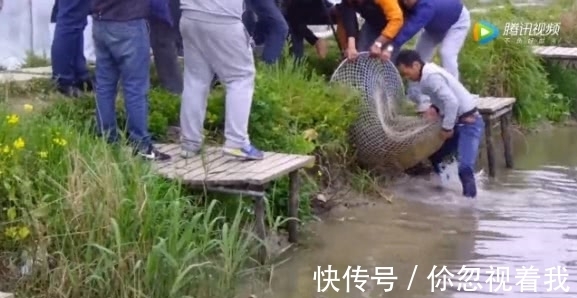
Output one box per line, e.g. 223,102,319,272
179,0,264,160
388,0,470,80
395,50,484,198
339,0,404,60
91,0,171,161
284,0,346,59
244,0,289,64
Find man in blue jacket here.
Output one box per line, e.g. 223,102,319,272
389,0,470,80
91,0,171,161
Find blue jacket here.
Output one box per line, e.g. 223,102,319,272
393,0,463,47
150,0,173,26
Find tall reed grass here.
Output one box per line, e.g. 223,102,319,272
0,105,262,298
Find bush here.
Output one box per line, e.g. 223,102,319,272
0,106,263,297
459,7,572,124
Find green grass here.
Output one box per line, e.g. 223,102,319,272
0,105,268,298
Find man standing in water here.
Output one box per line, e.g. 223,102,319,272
179,0,264,160
395,50,484,198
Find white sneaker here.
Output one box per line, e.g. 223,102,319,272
430,173,445,190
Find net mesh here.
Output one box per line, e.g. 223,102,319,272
330,52,444,173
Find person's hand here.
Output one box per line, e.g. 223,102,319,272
380,49,391,61
314,39,328,59
422,106,439,121
345,46,359,61
369,43,381,57
440,129,454,140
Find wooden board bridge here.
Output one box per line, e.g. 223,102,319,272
152,144,315,263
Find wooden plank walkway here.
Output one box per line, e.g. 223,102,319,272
152,143,316,263
533,46,577,59
476,97,516,177
476,96,516,119
153,144,315,186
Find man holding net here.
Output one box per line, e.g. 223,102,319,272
395,49,484,198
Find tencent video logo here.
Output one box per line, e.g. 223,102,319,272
473,21,499,45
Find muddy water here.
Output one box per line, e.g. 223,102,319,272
245,127,577,298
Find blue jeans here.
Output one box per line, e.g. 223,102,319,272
92,19,152,150
50,0,90,87
429,115,485,198
244,0,288,64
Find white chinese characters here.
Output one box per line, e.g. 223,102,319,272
313,265,571,293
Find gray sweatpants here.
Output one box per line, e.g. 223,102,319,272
179,13,255,151
408,7,471,106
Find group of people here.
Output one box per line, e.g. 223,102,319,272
49,0,484,198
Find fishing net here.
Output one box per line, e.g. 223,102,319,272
330,52,444,172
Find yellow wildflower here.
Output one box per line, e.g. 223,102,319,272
2,145,12,155
6,114,19,125
38,151,48,158
53,138,67,146
4,226,30,240
18,226,30,239
13,138,25,150
4,227,17,238
23,104,34,112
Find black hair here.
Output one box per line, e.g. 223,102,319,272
395,49,424,67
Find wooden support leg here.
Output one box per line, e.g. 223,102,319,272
287,170,300,243
500,111,514,169
254,195,267,264
484,117,496,177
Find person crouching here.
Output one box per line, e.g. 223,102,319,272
395,49,484,198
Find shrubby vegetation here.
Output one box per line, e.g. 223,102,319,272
0,55,361,297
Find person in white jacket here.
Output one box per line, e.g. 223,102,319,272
395,49,484,198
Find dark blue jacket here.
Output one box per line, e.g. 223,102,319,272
393,0,464,47
91,0,149,21
150,0,173,26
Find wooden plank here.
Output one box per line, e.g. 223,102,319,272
208,155,315,185
184,152,280,182
153,147,217,173
201,153,287,182
216,155,303,183
477,97,516,114
0,292,14,298
157,148,226,179
252,155,315,184
532,46,577,59
152,144,316,186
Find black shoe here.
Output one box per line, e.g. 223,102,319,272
134,145,171,161
76,78,95,92
56,85,82,98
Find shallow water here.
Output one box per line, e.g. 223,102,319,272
244,127,577,298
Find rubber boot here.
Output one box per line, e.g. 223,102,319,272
458,167,477,198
